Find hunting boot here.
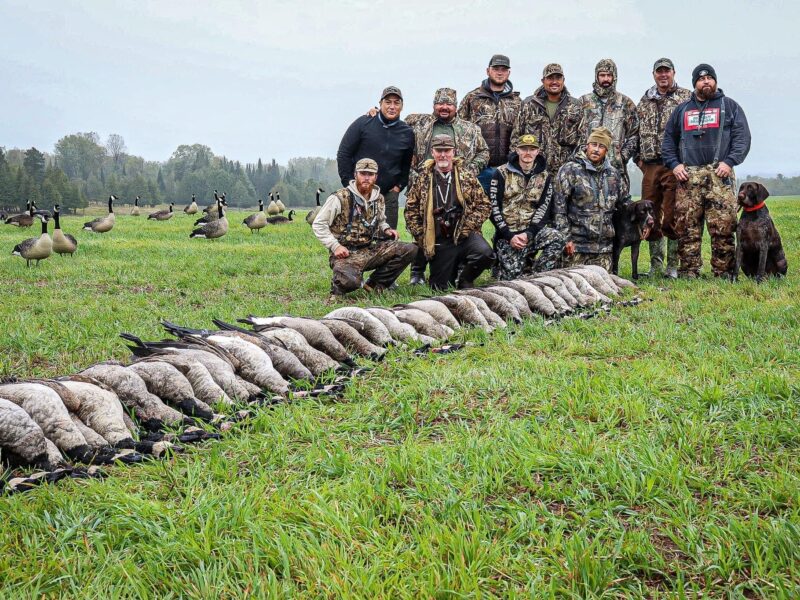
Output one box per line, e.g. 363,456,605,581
409,252,427,285
665,238,678,279
642,237,665,277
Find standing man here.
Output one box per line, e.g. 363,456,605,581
458,54,521,193
662,64,751,279
511,63,582,176
577,59,639,196
554,127,628,270
635,58,691,278
337,86,415,229
489,134,565,279
405,134,494,290
313,158,418,296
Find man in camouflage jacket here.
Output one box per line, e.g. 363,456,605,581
554,127,629,271
406,134,494,290
458,54,521,192
313,158,417,296
577,59,639,197
489,134,565,279
634,58,692,278
511,63,582,176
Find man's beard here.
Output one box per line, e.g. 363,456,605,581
436,111,454,123
696,84,716,100
357,182,373,196
435,160,452,172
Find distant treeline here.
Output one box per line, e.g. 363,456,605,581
0,132,340,213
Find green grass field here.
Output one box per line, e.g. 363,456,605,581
1,199,799,598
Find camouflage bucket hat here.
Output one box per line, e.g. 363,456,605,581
431,134,456,149
354,158,379,173
517,134,540,148
542,63,564,78
433,87,457,105
587,126,613,149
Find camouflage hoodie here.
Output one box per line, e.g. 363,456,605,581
577,59,639,192
409,114,490,177
553,149,628,254
457,80,521,168
635,83,691,162
405,157,490,259
511,85,581,174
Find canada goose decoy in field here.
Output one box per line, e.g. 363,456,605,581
266,209,295,224
184,194,198,215
131,196,141,216
52,204,78,257
83,195,116,233
190,195,228,239
202,191,225,214
12,214,53,267
5,201,35,227
266,192,280,216
195,192,227,225
275,192,286,213
31,202,52,219
148,202,174,221
243,199,267,233
305,188,326,224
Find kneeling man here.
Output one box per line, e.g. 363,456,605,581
313,158,417,296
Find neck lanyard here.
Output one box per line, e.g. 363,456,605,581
436,171,452,207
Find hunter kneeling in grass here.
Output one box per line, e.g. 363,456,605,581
312,158,417,297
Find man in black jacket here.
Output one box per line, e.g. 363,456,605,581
337,86,415,229
662,64,751,278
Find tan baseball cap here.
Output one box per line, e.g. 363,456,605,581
517,134,540,148
355,158,379,173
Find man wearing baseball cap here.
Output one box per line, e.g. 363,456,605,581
337,85,415,229
634,58,691,278
458,54,521,193
313,157,417,296
511,62,582,176
662,63,751,278
489,133,565,279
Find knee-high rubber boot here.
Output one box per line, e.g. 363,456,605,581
665,238,678,279
647,237,665,276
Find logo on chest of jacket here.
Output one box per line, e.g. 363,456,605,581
684,108,720,131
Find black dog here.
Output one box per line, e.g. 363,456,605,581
612,199,655,279
734,182,788,282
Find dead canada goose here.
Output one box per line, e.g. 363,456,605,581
392,308,453,340
548,273,596,306
276,193,286,213
456,289,521,323
527,275,579,309
483,286,534,318
573,265,621,295
0,397,52,469
266,192,280,216
524,279,572,314
405,300,462,330
493,281,558,317
243,199,267,233
52,204,78,257
320,319,386,360
305,188,326,225
457,294,506,328
83,195,116,233
429,295,492,331
131,196,141,216
266,209,295,224
184,194,198,215
247,326,341,377
324,307,394,347
4,202,35,227
364,307,429,344
135,355,233,407
127,361,217,421
190,196,228,239
12,214,52,267
238,316,352,364
148,202,174,221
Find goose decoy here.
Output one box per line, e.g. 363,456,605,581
52,204,77,257
83,195,116,233
4,202,34,227
148,202,174,221
184,194,198,215
243,199,267,233
266,209,295,224
305,188,325,224
12,214,52,267
31,202,52,219
266,192,280,216
195,192,226,225
190,195,228,239
131,196,141,216
275,192,286,213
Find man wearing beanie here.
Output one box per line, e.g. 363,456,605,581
635,58,692,278
337,86,415,229
577,59,639,197
458,54,521,193
489,133,565,279
511,62,582,176
662,63,751,278
553,126,629,270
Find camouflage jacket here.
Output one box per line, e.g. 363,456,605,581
312,183,387,252
489,152,554,237
405,158,490,258
635,83,691,162
457,81,521,168
408,114,490,177
554,150,628,254
511,86,582,174
577,90,639,177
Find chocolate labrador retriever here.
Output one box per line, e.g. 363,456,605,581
734,182,788,282
612,199,655,279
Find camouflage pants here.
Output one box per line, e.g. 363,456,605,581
674,165,737,277
562,251,613,271
492,226,566,280
329,240,418,295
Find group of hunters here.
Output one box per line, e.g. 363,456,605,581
312,55,751,296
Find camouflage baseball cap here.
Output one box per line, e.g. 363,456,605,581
587,126,613,149
517,134,540,148
380,85,403,101
653,58,675,71
542,63,564,77
488,54,510,68
433,87,457,105
354,158,379,173
431,134,455,149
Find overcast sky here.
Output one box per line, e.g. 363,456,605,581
2,0,798,175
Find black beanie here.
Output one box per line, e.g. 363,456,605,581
692,63,717,87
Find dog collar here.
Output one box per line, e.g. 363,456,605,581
743,201,766,212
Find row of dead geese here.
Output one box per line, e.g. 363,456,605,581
0,265,636,494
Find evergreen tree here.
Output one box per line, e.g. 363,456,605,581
23,147,46,185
